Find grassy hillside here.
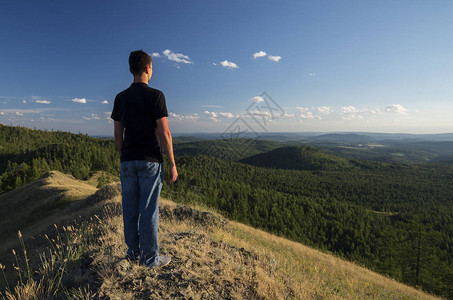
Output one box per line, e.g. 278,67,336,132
0,172,439,299
0,171,97,248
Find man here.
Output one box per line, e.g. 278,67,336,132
111,49,178,268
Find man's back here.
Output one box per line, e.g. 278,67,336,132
112,82,168,162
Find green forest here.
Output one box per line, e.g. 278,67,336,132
0,125,119,193
1,124,452,298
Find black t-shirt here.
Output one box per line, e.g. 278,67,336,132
111,83,168,162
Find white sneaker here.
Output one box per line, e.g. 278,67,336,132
156,255,171,267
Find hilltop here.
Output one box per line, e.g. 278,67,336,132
0,172,439,299
239,146,354,171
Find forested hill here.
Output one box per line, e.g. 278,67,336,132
164,154,453,297
239,145,354,170
0,125,119,194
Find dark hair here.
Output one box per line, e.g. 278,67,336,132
129,50,152,76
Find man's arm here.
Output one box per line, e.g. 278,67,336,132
156,117,178,183
114,121,124,155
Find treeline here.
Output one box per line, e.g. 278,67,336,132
0,125,119,193
162,155,453,298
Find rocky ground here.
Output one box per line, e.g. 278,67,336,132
87,203,264,299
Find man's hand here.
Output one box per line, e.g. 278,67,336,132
156,117,178,183
167,165,178,183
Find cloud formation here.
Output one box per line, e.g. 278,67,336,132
101,100,109,104
72,98,87,104
268,55,282,62
296,107,319,119
83,114,100,120
252,51,282,62
250,96,264,103
220,60,239,69
163,49,193,64
253,51,267,59
385,104,409,115
204,110,236,122
151,52,161,57
169,112,200,121
340,106,380,120
317,106,333,114
247,110,272,119
36,100,51,104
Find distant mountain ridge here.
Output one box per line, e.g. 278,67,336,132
172,131,453,142
308,133,376,143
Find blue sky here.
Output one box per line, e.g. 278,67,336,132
1,0,452,135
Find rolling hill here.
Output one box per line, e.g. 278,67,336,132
239,145,354,171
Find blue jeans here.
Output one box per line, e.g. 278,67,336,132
120,160,163,267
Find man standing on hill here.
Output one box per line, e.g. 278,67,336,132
111,50,178,268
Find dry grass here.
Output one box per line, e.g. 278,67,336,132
0,172,444,299
0,171,97,250
212,221,441,299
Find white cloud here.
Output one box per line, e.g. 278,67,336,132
16,112,24,116
268,55,282,62
283,113,296,118
169,112,199,121
317,106,333,114
220,60,239,69
72,98,86,104
22,100,27,104
0,112,4,115
83,114,100,120
217,112,235,118
253,51,267,59
250,96,264,103
212,62,217,66
385,104,409,115
151,52,161,57
341,106,363,120
163,49,193,64
308,73,316,77
296,107,320,120
340,106,380,120
247,110,272,118
36,100,51,104
204,110,219,122
203,110,236,122
341,106,360,114
101,100,109,104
